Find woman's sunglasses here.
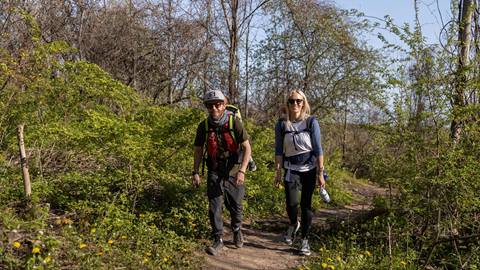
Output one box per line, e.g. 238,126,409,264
205,102,224,109
288,99,304,105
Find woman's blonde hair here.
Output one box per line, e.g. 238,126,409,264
285,89,311,123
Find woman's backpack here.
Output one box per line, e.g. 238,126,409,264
279,116,316,166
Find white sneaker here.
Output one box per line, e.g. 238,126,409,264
300,239,311,256
284,221,300,245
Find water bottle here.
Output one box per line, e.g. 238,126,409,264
320,187,331,203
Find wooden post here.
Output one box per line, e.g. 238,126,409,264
17,124,31,197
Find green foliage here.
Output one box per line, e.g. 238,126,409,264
0,29,372,267
341,14,480,269
0,14,207,268
3,7,479,270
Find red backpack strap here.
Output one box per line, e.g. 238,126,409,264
222,114,238,153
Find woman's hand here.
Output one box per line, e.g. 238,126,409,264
317,172,325,188
274,168,282,188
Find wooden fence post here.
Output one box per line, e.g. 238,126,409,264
17,124,31,197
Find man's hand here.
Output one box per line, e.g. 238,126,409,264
192,173,201,188
236,170,245,186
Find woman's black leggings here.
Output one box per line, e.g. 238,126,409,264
284,168,316,239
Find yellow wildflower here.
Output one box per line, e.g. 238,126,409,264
336,256,342,262
97,252,103,256
79,243,87,249
43,256,52,264
90,228,96,234
328,265,335,270
163,257,168,262
321,262,328,268
32,247,41,254
13,242,21,248
400,261,407,267
365,250,372,257
144,258,149,263
120,235,127,239
108,239,114,245
145,252,152,257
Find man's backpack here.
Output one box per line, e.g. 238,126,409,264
226,104,241,119
202,114,239,174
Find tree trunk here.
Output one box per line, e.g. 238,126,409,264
227,0,239,104
17,124,31,197
245,18,250,118
203,0,213,94
221,0,238,104
342,90,347,163
451,0,474,143
167,0,174,104
473,1,479,106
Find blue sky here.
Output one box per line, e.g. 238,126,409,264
332,0,453,48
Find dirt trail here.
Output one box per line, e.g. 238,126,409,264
201,181,391,270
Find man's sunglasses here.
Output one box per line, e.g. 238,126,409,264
205,102,224,109
288,99,304,105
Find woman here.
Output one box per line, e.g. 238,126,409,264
274,90,325,256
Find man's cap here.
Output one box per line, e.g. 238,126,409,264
204,90,226,103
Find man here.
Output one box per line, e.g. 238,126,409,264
192,90,252,256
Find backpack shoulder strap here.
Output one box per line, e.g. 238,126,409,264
228,114,237,144
203,118,209,134
201,118,209,176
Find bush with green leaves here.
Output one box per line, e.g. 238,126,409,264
0,13,209,268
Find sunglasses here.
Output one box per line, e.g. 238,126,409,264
288,99,304,105
205,102,224,109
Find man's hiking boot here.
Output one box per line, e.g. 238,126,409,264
206,238,224,256
299,239,311,256
284,221,300,245
248,159,257,172
233,229,244,248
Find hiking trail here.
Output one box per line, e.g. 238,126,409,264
199,180,391,270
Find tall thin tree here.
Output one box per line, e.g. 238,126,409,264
451,0,474,143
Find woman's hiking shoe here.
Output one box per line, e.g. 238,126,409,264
206,238,224,256
233,229,244,248
299,239,311,256
284,221,300,245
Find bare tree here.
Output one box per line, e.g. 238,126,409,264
451,0,474,143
